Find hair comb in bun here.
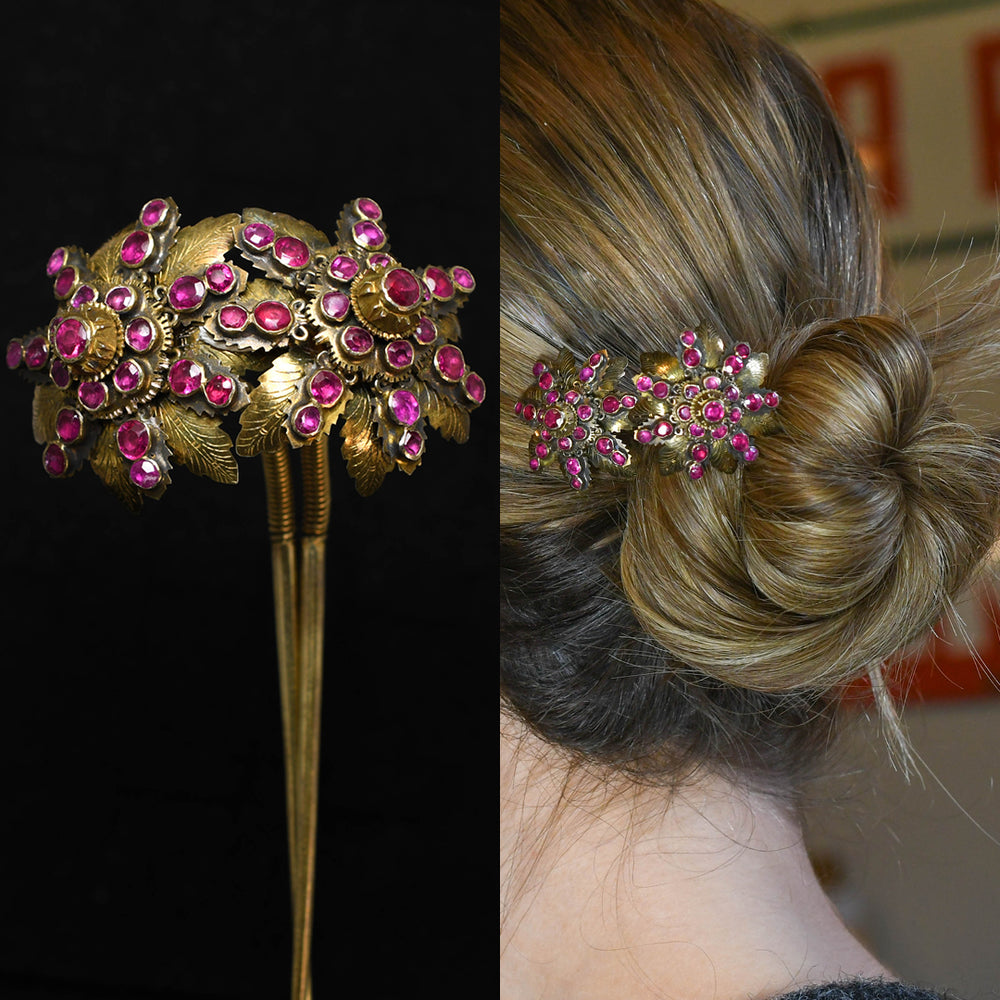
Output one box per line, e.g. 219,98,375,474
514,327,779,488
6,196,484,1000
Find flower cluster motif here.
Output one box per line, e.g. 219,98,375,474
7,197,484,507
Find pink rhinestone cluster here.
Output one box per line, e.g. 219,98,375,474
515,329,780,488
8,197,484,504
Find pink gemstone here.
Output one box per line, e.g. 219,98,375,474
43,443,68,477
621,395,637,408
356,197,382,219
589,353,603,365
253,300,293,333
652,382,669,399
451,266,475,291
168,358,204,396
54,318,90,360
577,404,593,421
514,401,523,415
655,421,672,437
293,405,322,436
765,391,780,408
565,391,579,403
691,443,709,462
681,330,697,346
422,266,454,300
205,262,236,294
522,403,536,421
677,404,692,421
735,343,751,358
321,290,351,321
611,452,627,466
435,344,465,381
55,408,83,443
635,374,653,392
383,268,422,309
724,355,744,374
107,285,137,312
400,428,424,459
205,374,236,407
596,437,613,455
684,384,700,399
729,407,742,422
46,248,67,277
635,428,653,444
367,252,391,268
725,385,741,402
388,388,420,426
120,230,154,267
689,463,705,480
50,361,71,388
274,235,311,269
140,198,169,227
386,340,414,369
6,340,22,369
130,458,161,489
535,443,549,458
745,393,763,411
532,362,547,377
329,255,360,281
309,369,344,406
703,400,725,423
579,366,594,382
24,336,49,369
125,317,155,352
352,220,386,249
117,419,150,459
712,426,728,439
602,396,620,414
113,359,143,393
572,426,586,440
342,326,374,355
538,373,554,390
557,437,572,449
566,457,582,475
570,477,583,489
529,458,540,471
78,381,108,410
731,432,750,451
219,305,249,330
169,275,207,312
464,371,485,404
544,390,559,404
71,285,96,308
54,266,77,298
704,375,721,390
243,222,275,250
542,407,563,429
683,348,701,367
689,424,705,437
743,445,759,462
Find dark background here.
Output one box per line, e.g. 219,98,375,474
0,3,495,997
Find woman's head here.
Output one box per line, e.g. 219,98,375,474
500,0,1000,791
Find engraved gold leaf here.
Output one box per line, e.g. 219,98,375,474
32,384,67,444
91,425,143,512
236,352,309,456
340,392,393,496
160,214,240,289
158,400,239,485
424,383,470,444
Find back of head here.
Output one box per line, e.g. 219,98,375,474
500,0,1000,791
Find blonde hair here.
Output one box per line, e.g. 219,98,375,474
500,0,1000,784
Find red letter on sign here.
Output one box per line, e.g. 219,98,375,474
822,59,903,213
973,37,1000,198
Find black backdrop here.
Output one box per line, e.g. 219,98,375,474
0,3,495,997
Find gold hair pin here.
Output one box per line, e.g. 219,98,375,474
6,196,484,1000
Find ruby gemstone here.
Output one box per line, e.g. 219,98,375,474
414,317,437,344
328,255,360,281
703,400,726,423
113,359,144,393
54,318,90,360
43,444,68,477
243,222,275,250
321,291,351,322
107,285,137,312
50,361,71,388
24,336,49,369
274,236,310,269
342,326,374,356
219,305,249,330
121,230,154,267
422,266,454,300
117,419,150,459
434,344,465,381
682,348,702,367
731,432,750,451
383,268,422,309
71,285,96,308
388,388,420,425
168,359,204,396
386,340,414,369
356,197,381,219
140,199,169,227
451,266,475,291
78,381,108,410
309,369,344,406
46,248,67,277
5,340,22,369
130,458,161,489
205,374,236,407
293,405,322,436
54,266,77,298
125,317,155,352
352,221,386,249
205,262,236,294
399,428,423,459
55,408,83,443
367,252,391,268
464,372,486,404
253,300,293,333
168,275,207,312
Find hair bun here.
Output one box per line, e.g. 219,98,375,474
621,315,1000,692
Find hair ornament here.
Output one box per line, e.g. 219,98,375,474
515,327,779,486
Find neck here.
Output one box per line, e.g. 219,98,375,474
500,719,891,1000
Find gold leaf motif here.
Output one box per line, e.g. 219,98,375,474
32,384,68,444
242,208,329,248
90,425,143,512
340,392,392,496
424,383,470,444
236,352,309,456
160,214,240,288
158,400,239,485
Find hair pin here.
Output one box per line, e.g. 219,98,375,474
514,327,778,488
